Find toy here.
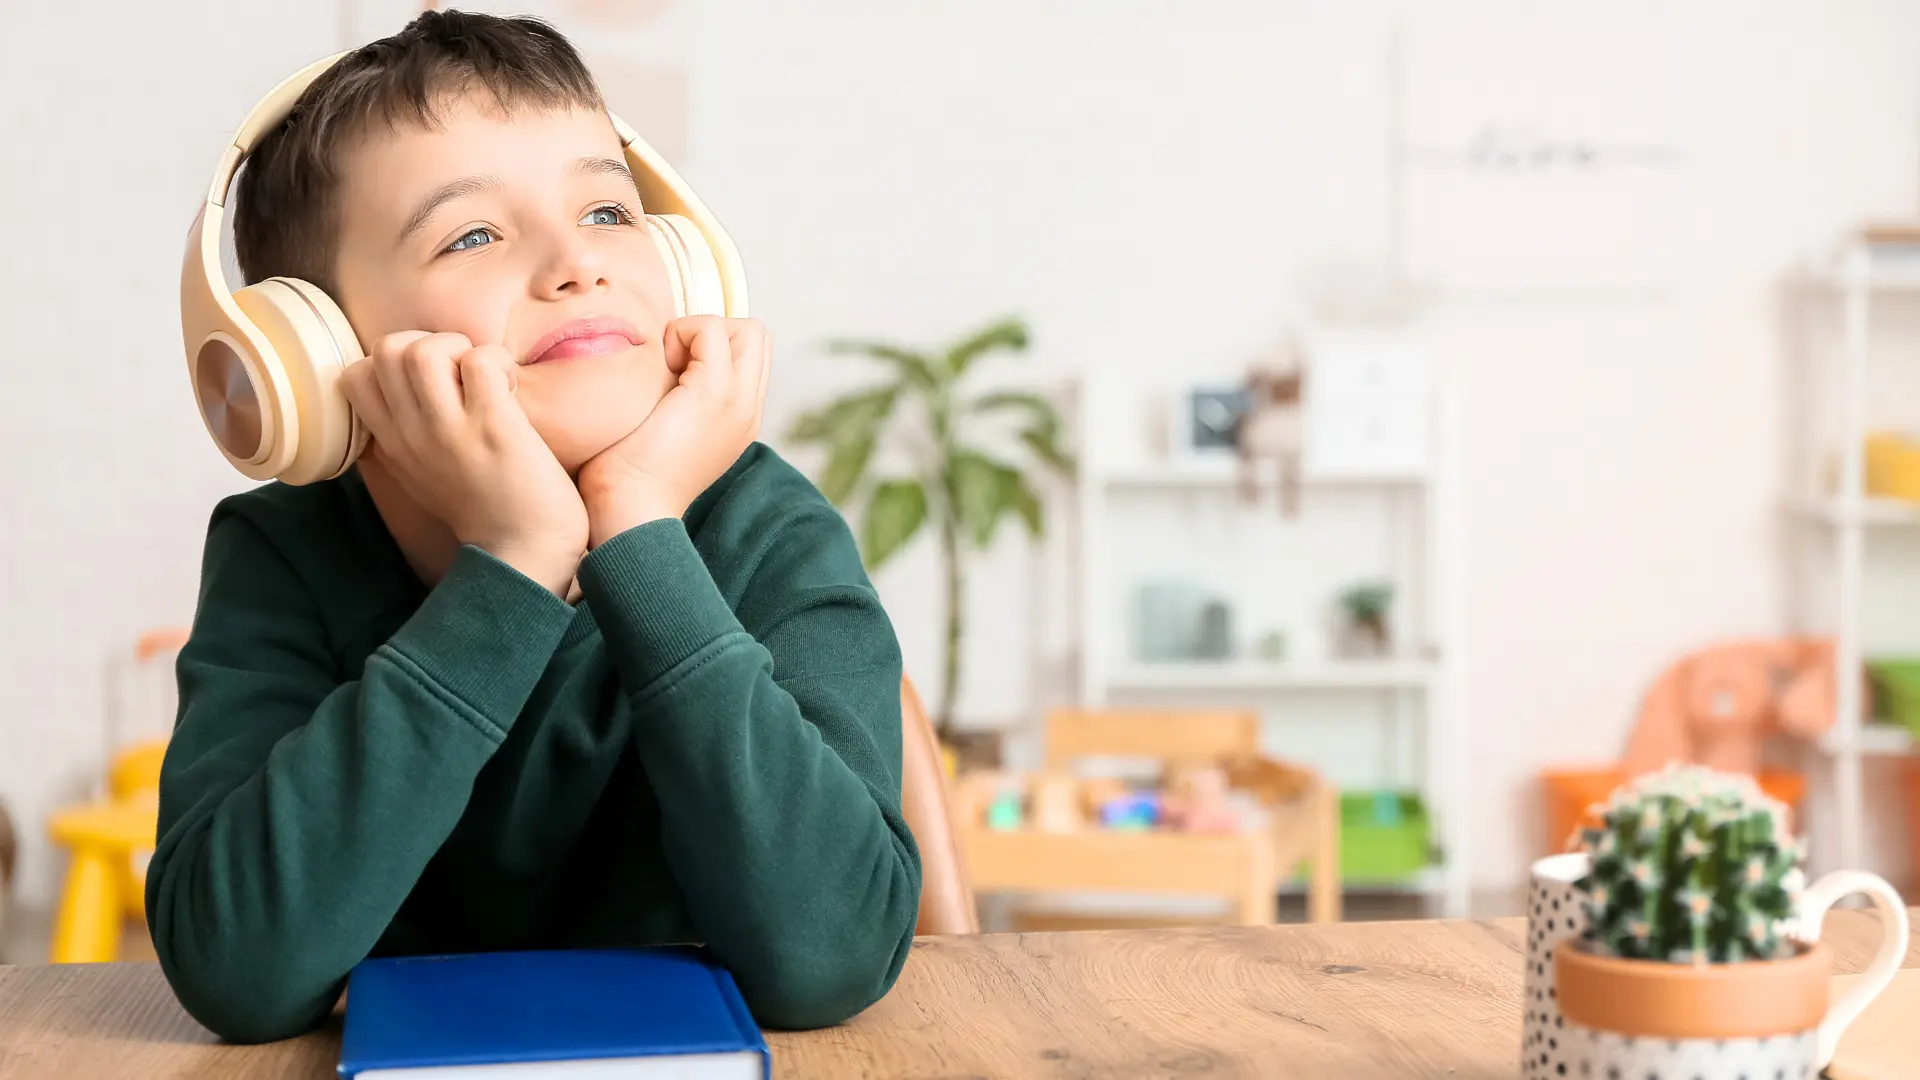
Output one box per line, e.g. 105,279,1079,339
1080,776,1128,820
1232,341,1307,516
1163,764,1243,833
1619,637,1843,780
985,786,1024,831
1099,792,1161,831
1032,773,1082,833
1222,754,1314,806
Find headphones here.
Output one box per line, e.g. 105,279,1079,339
180,51,749,486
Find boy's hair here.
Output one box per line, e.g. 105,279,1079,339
232,9,604,293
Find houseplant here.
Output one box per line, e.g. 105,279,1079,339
1335,581,1393,658
1547,764,1904,1078
786,315,1075,757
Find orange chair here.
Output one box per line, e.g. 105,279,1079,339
1542,766,1806,854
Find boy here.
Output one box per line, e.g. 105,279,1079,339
149,9,921,1043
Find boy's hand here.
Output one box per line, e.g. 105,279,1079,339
576,317,770,548
342,331,588,597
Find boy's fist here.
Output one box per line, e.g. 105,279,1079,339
577,316,770,547
342,331,588,596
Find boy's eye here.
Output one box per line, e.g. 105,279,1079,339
582,203,637,227
446,227,495,253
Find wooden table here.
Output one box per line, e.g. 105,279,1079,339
0,911,1910,1078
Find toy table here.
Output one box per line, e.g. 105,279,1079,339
952,768,1342,925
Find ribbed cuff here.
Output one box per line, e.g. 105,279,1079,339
577,519,742,691
383,544,579,732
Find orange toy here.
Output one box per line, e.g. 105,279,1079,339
1620,637,1841,780
1539,637,1840,856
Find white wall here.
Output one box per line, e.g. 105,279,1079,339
2,0,1917,911
0,0,344,909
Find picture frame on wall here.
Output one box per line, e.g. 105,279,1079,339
1171,385,1248,458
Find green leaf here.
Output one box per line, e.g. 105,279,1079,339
1018,427,1076,478
786,384,900,445
944,317,1029,377
861,479,927,570
826,339,942,392
949,450,1024,548
970,390,1059,438
818,430,876,506
1007,472,1043,537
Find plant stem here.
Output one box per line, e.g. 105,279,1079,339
938,513,963,740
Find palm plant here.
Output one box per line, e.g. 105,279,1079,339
787,315,1075,740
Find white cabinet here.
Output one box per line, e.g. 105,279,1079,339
1071,351,1468,918
1304,334,1434,480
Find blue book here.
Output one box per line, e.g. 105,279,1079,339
338,948,769,1079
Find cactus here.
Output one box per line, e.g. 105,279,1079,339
1573,764,1806,964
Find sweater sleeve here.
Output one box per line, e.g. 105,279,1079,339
574,509,921,1031
147,511,576,1044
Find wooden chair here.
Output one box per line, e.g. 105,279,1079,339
954,707,1341,926
899,676,979,935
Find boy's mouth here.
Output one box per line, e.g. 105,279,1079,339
522,317,644,366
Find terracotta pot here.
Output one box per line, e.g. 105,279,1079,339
1553,941,1829,1076
1558,940,1830,1041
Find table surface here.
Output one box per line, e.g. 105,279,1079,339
0,911,1909,1079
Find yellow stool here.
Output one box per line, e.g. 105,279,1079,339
47,793,158,963
47,737,166,963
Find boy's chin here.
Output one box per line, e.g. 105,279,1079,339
523,370,670,474
536,405,660,475
544,421,644,475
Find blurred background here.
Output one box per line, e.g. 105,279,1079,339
6,0,1920,959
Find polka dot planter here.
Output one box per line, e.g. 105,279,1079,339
1523,853,1586,1080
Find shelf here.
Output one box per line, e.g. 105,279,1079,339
1106,659,1436,692
1818,723,1914,756
1786,495,1920,527
1808,249,1920,292
1097,461,1425,491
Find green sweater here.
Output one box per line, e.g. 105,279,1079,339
147,444,921,1044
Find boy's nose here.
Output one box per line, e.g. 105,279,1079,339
534,235,609,296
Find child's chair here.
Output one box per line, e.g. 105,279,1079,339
47,627,184,963
899,675,978,935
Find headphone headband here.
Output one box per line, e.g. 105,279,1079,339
181,49,747,486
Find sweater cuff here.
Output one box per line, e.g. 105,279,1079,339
383,544,578,729
578,518,742,691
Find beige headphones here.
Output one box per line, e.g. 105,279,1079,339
181,51,749,486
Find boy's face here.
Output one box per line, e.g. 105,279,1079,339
332,96,677,473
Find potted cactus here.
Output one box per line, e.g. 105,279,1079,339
1546,764,1906,1079
1572,765,1804,965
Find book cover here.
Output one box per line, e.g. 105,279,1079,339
338,947,768,1079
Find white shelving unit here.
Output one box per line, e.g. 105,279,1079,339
1072,364,1469,918
1795,240,1920,872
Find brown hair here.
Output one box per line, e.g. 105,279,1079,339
231,8,605,293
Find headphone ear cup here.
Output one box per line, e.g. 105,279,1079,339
229,278,366,485
646,213,728,318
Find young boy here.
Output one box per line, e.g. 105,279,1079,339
149,9,921,1044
